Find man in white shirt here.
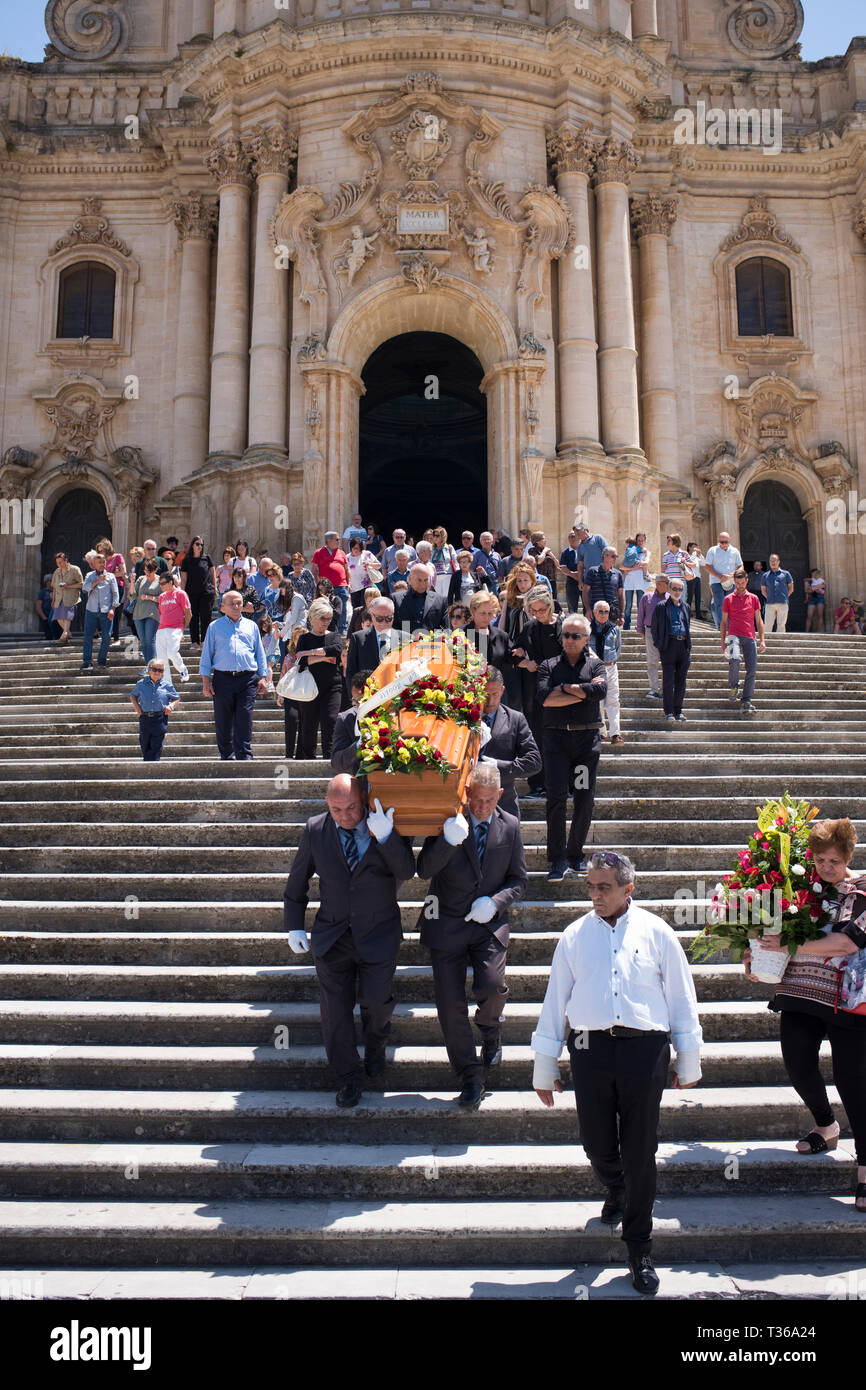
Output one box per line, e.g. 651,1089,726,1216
704,532,743,631
532,850,702,1296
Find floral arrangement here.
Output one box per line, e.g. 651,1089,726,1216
691,793,832,963
356,711,456,781
397,672,485,728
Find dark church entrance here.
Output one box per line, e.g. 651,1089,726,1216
739,480,809,630
41,487,112,632
359,332,487,543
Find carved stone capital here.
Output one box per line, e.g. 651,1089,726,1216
206,135,253,190
631,192,678,240
297,334,328,363
593,137,640,187
545,123,597,179
248,125,298,181
171,192,218,243
517,332,546,359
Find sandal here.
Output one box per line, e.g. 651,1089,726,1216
796,1130,838,1154
856,1184,866,1214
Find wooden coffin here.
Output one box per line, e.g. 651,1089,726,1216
363,636,483,836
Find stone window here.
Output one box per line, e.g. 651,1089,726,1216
735,257,793,337
56,262,117,340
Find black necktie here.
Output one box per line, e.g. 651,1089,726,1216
474,820,489,863
338,826,359,871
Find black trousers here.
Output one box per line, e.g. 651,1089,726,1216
138,713,168,761
429,927,508,1083
314,929,398,1085
283,698,300,759
779,1008,866,1163
543,728,601,864
686,577,703,619
212,670,258,760
187,591,213,644
660,642,690,717
569,1029,671,1252
298,681,342,759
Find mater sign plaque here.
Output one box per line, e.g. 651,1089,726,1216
398,205,449,235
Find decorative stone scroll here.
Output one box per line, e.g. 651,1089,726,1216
720,196,800,254
724,0,804,60
45,0,130,62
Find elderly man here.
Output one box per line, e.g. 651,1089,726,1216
557,526,583,612
536,613,606,882
80,550,119,672
591,599,623,744
346,595,397,680
635,572,670,700
532,851,702,1296
583,546,625,625
473,531,501,593
199,591,269,760
386,548,413,594
312,530,351,634
417,764,527,1109
704,531,743,630
574,525,609,611
284,775,415,1107
393,562,448,633
342,512,367,544
480,667,541,817
134,539,169,580
383,528,418,578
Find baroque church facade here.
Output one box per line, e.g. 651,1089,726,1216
0,0,865,629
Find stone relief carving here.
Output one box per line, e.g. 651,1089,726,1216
171,193,217,244
52,196,130,257
247,125,298,181
297,334,328,363
855,202,866,244
400,254,441,294
45,0,129,62
0,447,40,500
205,135,253,189
36,376,123,462
463,226,494,274
545,123,597,179
333,226,380,289
724,1,804,60
593,137,640,187
631,193,679,240
110,445,157,510
720,196,800,255
733,377,814,462
391,109,451,180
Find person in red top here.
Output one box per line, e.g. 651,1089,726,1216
312,531,351,636
720,567,765,713
155,572,191,683
834,598,862,635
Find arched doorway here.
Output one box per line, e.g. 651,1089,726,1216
739,480,809,630
41,486,112,631
359,332,487,541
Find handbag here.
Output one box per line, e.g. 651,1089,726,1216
276,666,317,701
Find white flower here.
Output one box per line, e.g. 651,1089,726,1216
788,906,797,914
791,864,806,876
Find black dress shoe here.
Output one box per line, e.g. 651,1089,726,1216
601,1188,625,1225
364,1045,387,1079
335,1081,363,1108
456,1080,486,1109
628,1252,660,1296
481,1035,502,1068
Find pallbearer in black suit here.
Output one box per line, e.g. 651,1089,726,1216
283,774,416,1108
329,670,371,775
479,667,541,818
416,764,528,1109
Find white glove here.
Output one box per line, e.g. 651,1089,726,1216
443,812,469,845
288,930,309,955
367,798,394,843
479,721,492,747
465,895,497,924
480,756,498,768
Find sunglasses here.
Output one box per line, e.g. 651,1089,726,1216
589,851,631,869
562,632,585,640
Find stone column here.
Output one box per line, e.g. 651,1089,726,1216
171,193,217,488
545,123,601,452
246,126,298,457
205,135,253,458
632,193,680,480
593,137,641,455
191,0,214,38
631,0,658,37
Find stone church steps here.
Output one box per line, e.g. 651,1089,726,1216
1,1195,863,1266
0,1085,846,1145
0,633,864,1279
0,1139,855,1200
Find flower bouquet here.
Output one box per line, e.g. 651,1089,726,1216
356,711,456,782
691,793,832,978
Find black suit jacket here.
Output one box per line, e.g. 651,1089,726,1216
393,589,448,633
283,814,416,961
416,807,527,948
330,708,360,774
483,705,541,814
651,596,692,657
346,626,384,682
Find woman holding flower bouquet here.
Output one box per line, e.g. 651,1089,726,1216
747,816,866,1213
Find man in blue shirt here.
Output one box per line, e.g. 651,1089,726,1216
130,659,180,761
650,578,692,722
583,548,625,624
248,557,273,600
761,554,795,634
575,526,609,611
557,527,583,612
81,552,120,671
472,531,502,594
342,512,368,545
199,591,269,760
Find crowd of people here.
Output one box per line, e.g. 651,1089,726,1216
35,515,866,1296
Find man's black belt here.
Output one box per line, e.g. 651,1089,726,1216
547,722,603,733
214,668,255,675
573,1026,669,1039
